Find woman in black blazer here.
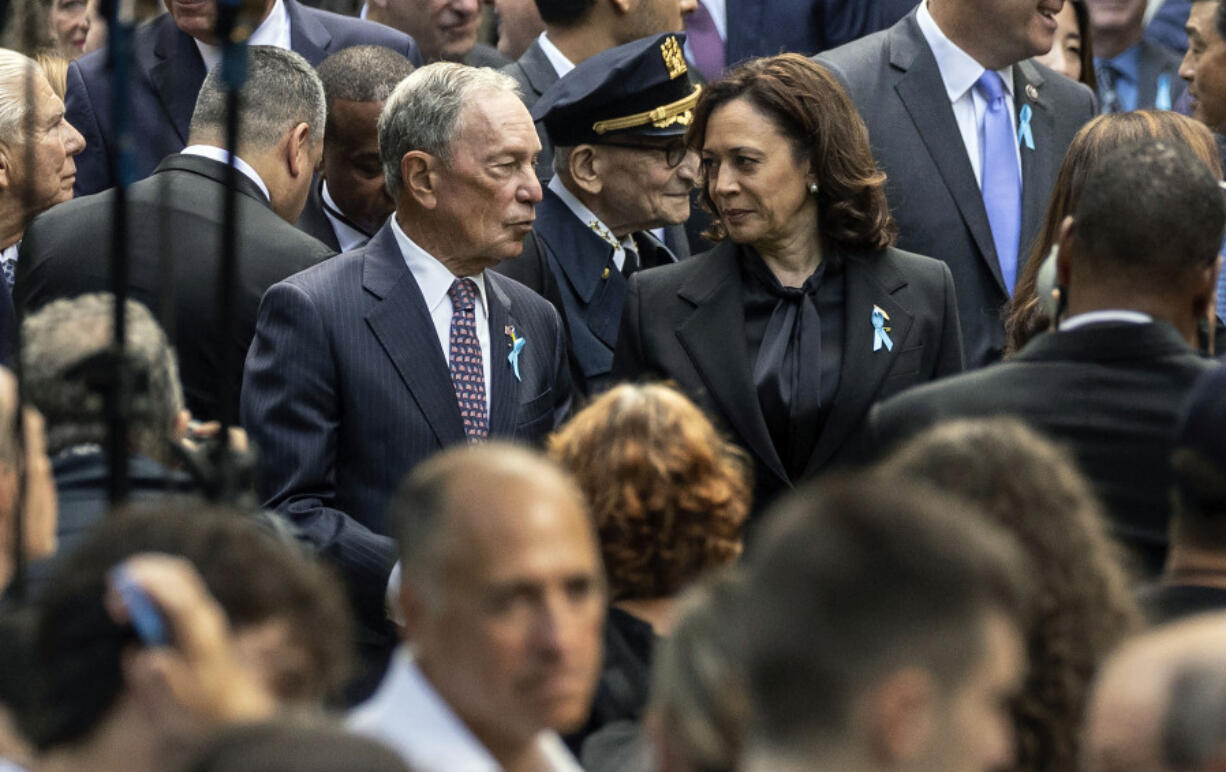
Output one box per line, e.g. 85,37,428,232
612,54,964,512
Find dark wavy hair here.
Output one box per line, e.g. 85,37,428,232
879,418,1142,772
547,383,751,601
1005,110,1220,356
686,53,896,251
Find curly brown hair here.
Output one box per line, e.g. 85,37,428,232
879,418,1143,772
547,383,751,601
685,53,896,250
1005,111,1221,356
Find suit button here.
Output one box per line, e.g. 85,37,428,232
601,267,610,280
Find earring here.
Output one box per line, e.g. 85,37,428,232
808,182,818,194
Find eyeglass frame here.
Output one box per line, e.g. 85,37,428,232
595,136,691,168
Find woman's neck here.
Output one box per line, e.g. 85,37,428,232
755,228,823,288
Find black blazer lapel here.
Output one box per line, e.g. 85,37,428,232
890,18,1006,293
518,41,560,103
361,225,467,447
803,252,914,476
150,20,206,146
675,242,788,488
286,0,331,64
1015,59,1056,270
486,278,522,437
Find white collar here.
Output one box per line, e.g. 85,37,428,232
916,0,1014,103
547,175,632,267
537,32,575,78
320,180,370,251
1060,310,1154,331
195,0,292,71
179,144,272,202
348,647,583,772
389,214,489,317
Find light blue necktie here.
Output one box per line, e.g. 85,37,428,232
976,70,1022,295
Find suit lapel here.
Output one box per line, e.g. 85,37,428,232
1015,60,1055,272
804,252,914,476
286,0,332,64
675,243,788,488
890,18,1006,292
362,226,466,447
519,41,560,102
633,229,680,268
485,277,521,437
150,19,206,146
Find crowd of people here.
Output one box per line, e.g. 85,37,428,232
1,0,1226,769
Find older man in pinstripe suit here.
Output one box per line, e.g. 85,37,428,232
241,62,572,653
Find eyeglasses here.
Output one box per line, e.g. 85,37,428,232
598,137,690,168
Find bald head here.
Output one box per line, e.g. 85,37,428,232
1085,613,1226,772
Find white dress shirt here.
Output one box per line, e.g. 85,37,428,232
537,31,575,78
1060,310,1153,331
195,0,292,71
547,176,633,270
179,144,271,202
349,647,584,772
915,0,1022,187
389,215,492,408
321,180,371,252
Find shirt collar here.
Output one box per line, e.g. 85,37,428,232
321,180,372,251
179,144,272,202
389,214,488,318
537,31,575,78
1060,310,1153,331
916,0,1014,103
195,0,292,71
547,175,632,260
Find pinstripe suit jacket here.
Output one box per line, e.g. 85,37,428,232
241,222,573,623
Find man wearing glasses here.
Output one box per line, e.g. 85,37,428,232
496,33,701,396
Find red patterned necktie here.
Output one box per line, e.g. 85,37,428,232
447,278,489,441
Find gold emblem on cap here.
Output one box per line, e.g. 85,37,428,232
661,36,687,80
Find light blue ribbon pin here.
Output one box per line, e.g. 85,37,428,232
1017,104,1035,151
872,306,893,352
508,331,525,382
1156,73,1172,111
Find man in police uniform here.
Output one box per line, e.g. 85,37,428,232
495,33,700,396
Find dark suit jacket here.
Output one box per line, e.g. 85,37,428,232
465,42,510,68
724,0,823,63
240,222,573,624
817,12,1096,368
296,176,342,252
16,153,336,422
65,0,421,196
612,240,963,512
870,321,1218,575
812,0,915,53
494,186,679,397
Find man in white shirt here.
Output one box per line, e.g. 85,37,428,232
817,0,1096,368
296,45,416,252
350,443,604,772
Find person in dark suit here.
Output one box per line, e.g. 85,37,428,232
296,45,414,252
361,0,507,66
496,33,699,396
501,0,694,179
1089,0,1186,111
872,138,1224,577
65,0,421,197
241,62,571,636
817,3,1097,369
18,47,335,424
613,55,963,513
684,0,827,84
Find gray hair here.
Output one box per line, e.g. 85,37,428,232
189,45,326,152
377,61,520,195
21,294,185,465
317,45,415,110
0,48,40,143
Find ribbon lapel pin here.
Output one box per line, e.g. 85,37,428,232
1017,103,1035,151
505,324,525,382
872,305,893,352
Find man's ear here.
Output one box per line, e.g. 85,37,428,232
286,122,312,179
401,151,439,210
863,668,937,763
567,145,604,196
1056,215,1076,288
0,144,12,192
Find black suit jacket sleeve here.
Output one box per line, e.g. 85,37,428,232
242,279,396,624
934,261,964,378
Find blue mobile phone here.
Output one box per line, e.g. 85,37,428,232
110,567,171,647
